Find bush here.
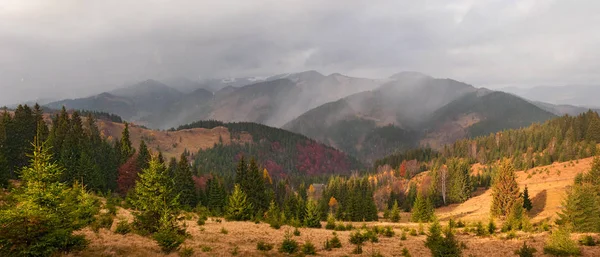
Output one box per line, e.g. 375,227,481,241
92,213,114,232
579,235,596,246
425,220,462,257
383,226,395,237
456,220,466,228
400,230,407,240
257,241,274,251
488,219,497,234
231,246,239,256
475,221,487,236
220,227,228,234
179,246,194,257
514,242,537,257
409,228,418,236
279,232,299,254
401,247,412,257
326,213,336,230
418,223,425,235
330,232,343,248
370,250,384,257
543,228,581,256
153,228,185,253
293,227,301,236
201,245,212,252
197,213,208,226
301,240,317,255
115,220,132,235
335,224,347,231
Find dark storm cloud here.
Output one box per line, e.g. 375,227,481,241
1,0,599,105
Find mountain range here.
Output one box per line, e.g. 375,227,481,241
43,70,596,162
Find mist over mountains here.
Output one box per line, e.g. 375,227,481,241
41,70,595,162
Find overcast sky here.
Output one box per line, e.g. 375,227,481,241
1,0,599,105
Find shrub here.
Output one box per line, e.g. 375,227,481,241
178,246,194,257
409,228,418,236
326,213,336,230
153,228,185,253
543,228,581,256
456,220,466,228
400,231,407,240
579,235,596,246
330,232,342,248
279,232,299,254
92,213,114,232
231,246,239,256
475,221,487,236
488,219,497,235
352,244,363,254
383,226,395,237
448,219,456,229
220,227,228,234
197,213,208,226
301,240,317,255
515,242,537,257
257,241,274,251
115,220,132,235
425,220,461,257
293,227,301,236
401,247,412,257
335,224,347,231
201,245,212,252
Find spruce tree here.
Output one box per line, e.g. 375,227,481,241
206,176,226,214
425,219,462,257
304,199,322,228
136,140,151,171
120,122,134,163
585,114,600,143
390,201,401,222
556,183,600,232
522,185,533,211
173,153,197,209
411,192,434,222
491,159,520,217
0,140,99,256
130,157,181,234
225,184,252,221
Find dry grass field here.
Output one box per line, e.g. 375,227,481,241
64,157,599,256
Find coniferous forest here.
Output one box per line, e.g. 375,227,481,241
1,104,600,256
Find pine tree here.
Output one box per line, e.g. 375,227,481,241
491,159,520,217
447,158,471,203
173,153,197,209
206,176,227,214
130,157,181,234
522,185,533,211
304,199,322,228
225,184,252,221
585,114,600,143
0,139,99,256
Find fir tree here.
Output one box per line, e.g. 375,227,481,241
585,114,600,143
225,184,253,221
522,185,533,211
206,176,227,214
491,159,520,217
425,219,461,257
0,140,99,256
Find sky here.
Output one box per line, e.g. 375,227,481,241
1,0,600,105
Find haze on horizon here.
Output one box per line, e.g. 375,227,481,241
1,0,600,106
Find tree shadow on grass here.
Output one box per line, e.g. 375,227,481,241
529,189,547,218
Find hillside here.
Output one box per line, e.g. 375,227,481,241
96,119,361,178
421,90,556,148
284,75,556,161
174,120,363,179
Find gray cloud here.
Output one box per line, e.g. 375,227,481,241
1,0,600,105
